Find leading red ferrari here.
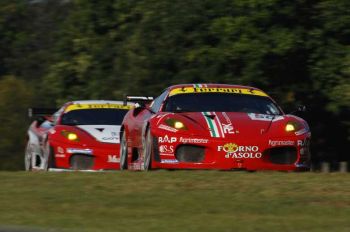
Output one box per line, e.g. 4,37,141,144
120,84,311,171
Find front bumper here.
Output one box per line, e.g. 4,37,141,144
50,140,120,170
152,133,311,171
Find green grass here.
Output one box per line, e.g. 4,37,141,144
0,171,349,232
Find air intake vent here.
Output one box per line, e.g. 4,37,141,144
175,145,205,162
70,154,94,170
266,146,297,164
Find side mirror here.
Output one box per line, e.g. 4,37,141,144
297,105,306,112
35,116,46,127
289,105,306,115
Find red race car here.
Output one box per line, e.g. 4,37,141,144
120,84,311,171
25,100,133,171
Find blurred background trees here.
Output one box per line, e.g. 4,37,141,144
0,0,348,170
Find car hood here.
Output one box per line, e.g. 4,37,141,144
175,112,285,139
77,125,121,144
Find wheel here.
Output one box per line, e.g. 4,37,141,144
119,131,128,170
42,143,55,171
143,129,154,171
24,141,33,171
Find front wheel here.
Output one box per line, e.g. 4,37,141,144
119,131,128,170
143,129,154,171
24,141,33,171
42,143,55,171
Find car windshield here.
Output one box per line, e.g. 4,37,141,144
60,109,128,125
163,93,282,115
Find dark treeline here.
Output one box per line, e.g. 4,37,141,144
0,0,349,170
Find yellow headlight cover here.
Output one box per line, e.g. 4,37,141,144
285,123,296,132
61,131,79,141
165,118,187,130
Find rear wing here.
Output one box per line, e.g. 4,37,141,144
28,108,58,119
124,96,154,107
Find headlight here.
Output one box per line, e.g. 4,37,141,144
165,118,187,130
285,121,300,132
61,131,79,141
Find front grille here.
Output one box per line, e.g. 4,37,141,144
175,145,205,162
70,154,94,170
265,146,297,164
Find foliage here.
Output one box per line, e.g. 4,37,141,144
0,76,33,170
0,0,349,169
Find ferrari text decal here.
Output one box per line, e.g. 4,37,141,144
218,143,262,159
169,87,268,97
65,103,132,113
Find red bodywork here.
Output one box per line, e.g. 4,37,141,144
121,84,311,171
27,101,132,171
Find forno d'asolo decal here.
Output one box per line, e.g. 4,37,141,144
217,143,262,159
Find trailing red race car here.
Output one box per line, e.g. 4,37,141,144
25,100,134,171
120,84,311,171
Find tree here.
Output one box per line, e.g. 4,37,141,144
0,76,33,170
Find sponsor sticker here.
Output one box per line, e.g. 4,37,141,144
221,112,235,134
102,136,119,142
158,124,178,132
158,136,209,144
108,155,119,163
218,143,262,159
248,113,284,122
65,103,133,113
295,128,308,136
55,154,66,158
179,137,209,144
297,139,309,147
161,159,179,164
57,146,64,154
158,135,177,143
269,140,295,146
159,145,174,154
66,148,93,155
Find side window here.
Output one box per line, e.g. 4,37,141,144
150,90,169,113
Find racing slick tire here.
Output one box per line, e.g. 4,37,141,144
43,143,56,171
24,141,33,171
119,131,128,170
143,129,154,171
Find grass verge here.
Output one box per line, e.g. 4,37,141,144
0,171,349,232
